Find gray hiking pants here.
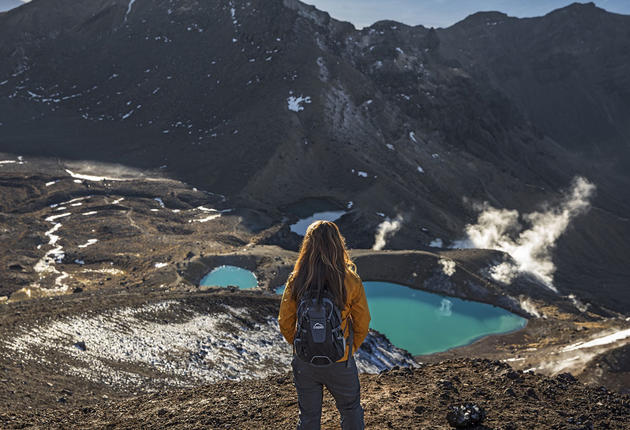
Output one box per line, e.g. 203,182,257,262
291,355,364,430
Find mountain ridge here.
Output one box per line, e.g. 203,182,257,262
0,0,629,312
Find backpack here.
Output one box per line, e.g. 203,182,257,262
293,286,353,367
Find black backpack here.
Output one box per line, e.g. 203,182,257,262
294,287,353,367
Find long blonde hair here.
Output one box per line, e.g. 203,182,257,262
287,220,357,308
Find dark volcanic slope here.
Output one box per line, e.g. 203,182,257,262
0,0,575,208
438,2,630,157
0,1,629,310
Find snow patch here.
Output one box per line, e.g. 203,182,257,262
429,238,443,248
351,168,369,178
562,328,630,352
193,214,221,223
287,94,311,112
0,156,23,165
1,301,415,389
289,211,347,236
197,206,218,213
31,213,73,292
78,239,98,249
65,169,131,182
124,0,136,22
45,213,71,223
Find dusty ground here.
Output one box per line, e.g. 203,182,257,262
3,359,629,429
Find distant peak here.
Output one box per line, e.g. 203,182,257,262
369,19,413,30
454,11,509,27
546,1,605,17
468,11,509,20
567,1,596,9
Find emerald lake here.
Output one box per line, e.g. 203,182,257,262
362,281,526,355
206,267,526,355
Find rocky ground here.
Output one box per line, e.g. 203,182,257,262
1,157,630,428
0,284,418,411
3,359,630,429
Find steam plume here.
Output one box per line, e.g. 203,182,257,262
372,214,404,250
518,297,542,318
439,258,456,276
455,177,596,292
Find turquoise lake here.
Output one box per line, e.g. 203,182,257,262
275,281,526,355
199,265,258,289
202,266,526,355
362,281,526,355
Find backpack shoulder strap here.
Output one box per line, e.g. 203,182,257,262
346,316,354,368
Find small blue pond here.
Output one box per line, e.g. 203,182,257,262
208,267,526,355
199,265,258,289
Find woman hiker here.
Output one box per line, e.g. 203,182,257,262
278,220,371,430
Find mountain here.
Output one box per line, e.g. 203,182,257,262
438,2,630,157
0,0,629,311
436,2,630,310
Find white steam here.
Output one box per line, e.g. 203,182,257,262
518,296,542,318
439,258,456,276
568,294,590,313
372,214,403,251
455,177,595,292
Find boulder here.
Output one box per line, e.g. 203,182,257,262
446,403,486,428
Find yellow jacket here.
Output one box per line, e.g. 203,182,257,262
278,268,371,362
